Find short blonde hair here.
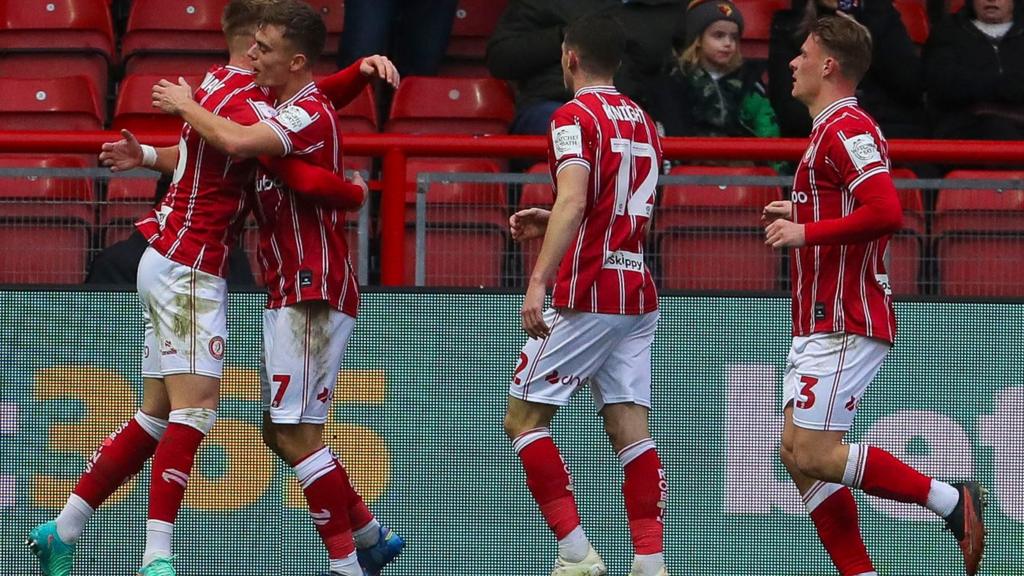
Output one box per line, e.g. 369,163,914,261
222,0,273,39
677,34,743,74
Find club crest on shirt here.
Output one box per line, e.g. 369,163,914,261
842,133,881,171
276,105,313,133
552,125,582,159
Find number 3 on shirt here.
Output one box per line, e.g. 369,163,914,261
610,138,657,218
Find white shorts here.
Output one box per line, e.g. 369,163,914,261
260,301,355,424
782,332,890,431
508,308,659,412
138,246,227,379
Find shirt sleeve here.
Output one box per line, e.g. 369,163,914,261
549,104,594,175
827,124,889,193
260,99,327,157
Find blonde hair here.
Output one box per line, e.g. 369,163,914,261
678,34,743,74
222,0,274,39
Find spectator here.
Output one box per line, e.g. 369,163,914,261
337,0,459,76
648,1,780,142
925,0,1024,140
87,178,255,287
768,0,927,138
487,0,685,135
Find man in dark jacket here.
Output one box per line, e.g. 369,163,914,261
768,0,927,138
925,0,1024,140
486,0,684,135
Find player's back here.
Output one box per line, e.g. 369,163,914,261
252,82,358,317
547,86,661,315
136,65,272,277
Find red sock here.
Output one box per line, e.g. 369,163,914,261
296,447,354,559
148,422,206,524
804,482,875,576
847,445,930,505
620,441,665,555
332,455,374,531
74,416,161,508
513,428,581,539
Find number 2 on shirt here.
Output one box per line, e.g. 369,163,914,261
609,138,657,218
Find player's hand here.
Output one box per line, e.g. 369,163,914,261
350,172,369,209
99,129,144,172
761,200,793,225
359,55,400,88
765,218,806,248
521,280,550,339
510,208,551,242
152,77,194,115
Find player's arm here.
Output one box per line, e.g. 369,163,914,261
99,129,178,174
153,78,285,159
317,55,399,109
521,165,588,339
259,156,366,211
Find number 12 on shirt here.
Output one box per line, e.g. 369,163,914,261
610,138,658,218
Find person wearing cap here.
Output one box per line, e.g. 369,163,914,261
647,1,780,164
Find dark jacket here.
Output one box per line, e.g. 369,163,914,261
648,61,779,138
767,0,927,138
924,3,1024,138
486,0,684,110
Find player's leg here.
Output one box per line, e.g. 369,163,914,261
27,297,171,576
138,248,225,574
781,402,876,576
592,311,666,576
788,333,986,575
506,308,616,576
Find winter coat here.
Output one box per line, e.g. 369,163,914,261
924,3,1024,138
485,0,685,110
767,0,927,138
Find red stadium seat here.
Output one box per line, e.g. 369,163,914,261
113,73,204,134
331,83,376,173
894,0,930,44
386,76,515,135
404,158,507,286
657,166,783,291
517,162,553,279
0,156,93,284
733,0,788,60
889,168,925,295
446,0,507,60
0,0,116,108
301,0,345,58
122,0,229,74
101,177,159,247
0,77,103,131
932,170,1024,297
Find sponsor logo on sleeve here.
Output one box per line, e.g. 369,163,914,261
275,105,314,133
552,125,582,159
843,133,882,171
252,100,277,120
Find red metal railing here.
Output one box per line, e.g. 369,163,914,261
3,131,1024,285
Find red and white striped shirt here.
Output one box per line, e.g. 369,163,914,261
545,86,661,315
136,65,272,277
790,97,898,343
252,82,358,317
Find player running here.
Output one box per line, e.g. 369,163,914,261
153,2,401,575
503,13,668,576
762,14,987,576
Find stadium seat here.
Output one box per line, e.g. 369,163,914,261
122,0,229,74
0,156,93,284
301,0,345,59
385,76,515,135
657,165,783,291
0,0,116,109
0,77,103,131
332,83,376,173
894,0,930,44
101,177,159,247
112,74,204,134
890,168,925,295
933,170,1024,297
517,162,553,279
404,158,507,286
442,0,507,75
733,0,789,60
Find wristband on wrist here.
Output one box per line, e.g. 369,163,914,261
141,144,157,168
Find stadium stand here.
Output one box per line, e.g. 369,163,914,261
112,73,204,134
890,168,926,295
121,0,229,75
732,0,789,61
0,76,104,132
385,76,515,135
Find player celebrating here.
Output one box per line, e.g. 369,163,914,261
762,15,987,576
503,13,667,576
153,2,401,575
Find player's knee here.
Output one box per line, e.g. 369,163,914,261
503,411,525,440
779,443,798,473
793,449,829,480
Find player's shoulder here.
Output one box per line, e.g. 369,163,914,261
823,107,881,139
